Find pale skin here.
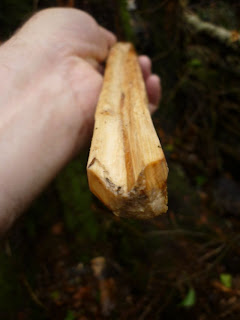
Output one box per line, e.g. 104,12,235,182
0,8,161,235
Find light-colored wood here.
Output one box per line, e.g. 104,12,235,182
87,42,168,219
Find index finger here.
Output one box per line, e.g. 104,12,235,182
99,26,117,48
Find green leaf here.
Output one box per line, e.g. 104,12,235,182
64,310,75,320
118,0,135,42
220,273,232,288
189,58,202,68
180,288,196,307
195,175,207,187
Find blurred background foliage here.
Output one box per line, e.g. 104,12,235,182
0,1,240,319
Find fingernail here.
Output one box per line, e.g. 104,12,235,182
149,103,158,115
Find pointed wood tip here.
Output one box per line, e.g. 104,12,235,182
87,158,168,219
87,42,168,219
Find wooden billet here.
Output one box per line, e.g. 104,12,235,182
87,43,168,219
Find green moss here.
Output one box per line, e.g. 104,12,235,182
117,0,135,42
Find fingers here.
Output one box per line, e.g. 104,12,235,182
89,26,116,63
70,14,116,63
99,26,117,48
91,28,116,63
73,21,116,63
146,74,161,107
18,8,117,64
139,55,161,114
78,27,116,72
139,55,151,80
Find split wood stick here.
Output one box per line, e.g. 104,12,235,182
87,42,168,219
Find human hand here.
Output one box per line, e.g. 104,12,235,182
0,8,161,233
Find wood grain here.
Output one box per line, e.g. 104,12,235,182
87,43,168,219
